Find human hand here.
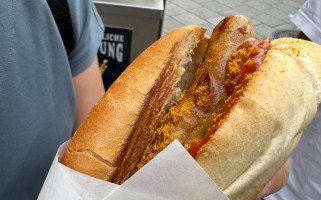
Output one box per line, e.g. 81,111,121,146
256,160,290,200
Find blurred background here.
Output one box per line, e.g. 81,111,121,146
162,0,306,38
94,0,306,89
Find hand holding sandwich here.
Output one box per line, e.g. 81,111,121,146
256,160,290,199
60,15,321,200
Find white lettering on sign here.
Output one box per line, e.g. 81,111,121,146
106,33,124,42
100,32,125,63
108,43,115,58
116,44,123,62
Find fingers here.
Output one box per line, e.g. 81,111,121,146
256,159,290,200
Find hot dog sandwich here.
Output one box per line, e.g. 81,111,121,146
60,15,321,200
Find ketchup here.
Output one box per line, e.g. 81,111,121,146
188,37,271,158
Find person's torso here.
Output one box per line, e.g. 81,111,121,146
0,0,76,198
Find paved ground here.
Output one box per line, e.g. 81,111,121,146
162,0,306,39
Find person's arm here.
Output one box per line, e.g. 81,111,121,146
256,160,290,200
72,56,105,133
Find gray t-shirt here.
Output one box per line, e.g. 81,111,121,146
0,0,104,199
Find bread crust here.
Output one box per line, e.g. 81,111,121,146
195,38,321,199
60,19,321,199
60,25,206,182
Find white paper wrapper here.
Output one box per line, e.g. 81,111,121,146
38,140,229,200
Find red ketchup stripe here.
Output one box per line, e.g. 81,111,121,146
188,37,271,158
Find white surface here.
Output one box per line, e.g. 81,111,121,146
291,0,321,44
38,140,229,200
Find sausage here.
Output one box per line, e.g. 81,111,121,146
136,15,256,170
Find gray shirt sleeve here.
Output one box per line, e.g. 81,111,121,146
68,0,104,76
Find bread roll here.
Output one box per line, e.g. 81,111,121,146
61,15,321,200
196,38,321,199
61,25,207,182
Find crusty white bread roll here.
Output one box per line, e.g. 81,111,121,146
61,24,208,181
196,38,321,199
61,15,321,200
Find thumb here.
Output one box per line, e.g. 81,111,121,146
256,160,290,199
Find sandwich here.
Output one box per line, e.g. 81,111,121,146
60,15,321,200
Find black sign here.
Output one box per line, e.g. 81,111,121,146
98,26,132,90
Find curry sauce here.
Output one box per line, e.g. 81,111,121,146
136,37,271,171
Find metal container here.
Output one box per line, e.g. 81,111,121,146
93,0,164,89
